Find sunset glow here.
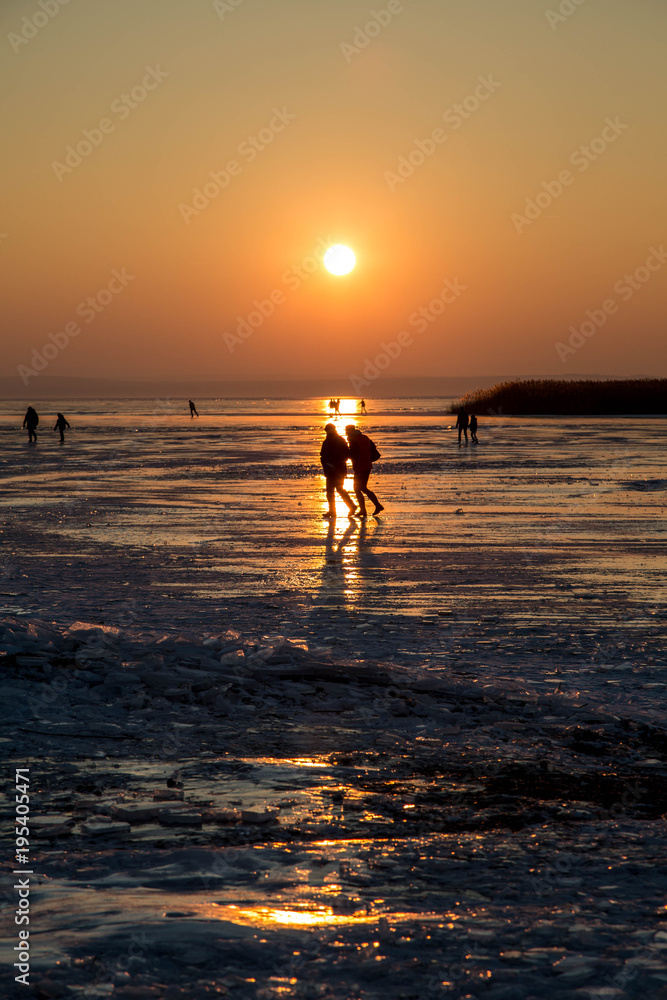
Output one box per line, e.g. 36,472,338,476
1,1,664,381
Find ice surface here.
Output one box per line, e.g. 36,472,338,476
0,401,665,998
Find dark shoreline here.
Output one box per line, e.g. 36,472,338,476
450,378,667,416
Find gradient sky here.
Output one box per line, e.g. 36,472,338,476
1,0,665,384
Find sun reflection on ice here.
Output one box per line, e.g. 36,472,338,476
210,904,378,926
323,397,360,418
207,903,450,927
281,757,331,768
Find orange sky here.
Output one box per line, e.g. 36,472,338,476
1,0,666,384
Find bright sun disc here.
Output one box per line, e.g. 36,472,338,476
324,244,356,276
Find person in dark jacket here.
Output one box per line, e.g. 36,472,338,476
469,413,478,444
23,406,39,443
320,423,357,519
345,425,384,517
456,407,469,446
53,413,70,443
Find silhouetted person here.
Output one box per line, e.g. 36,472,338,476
23,406,38,443
360,399,367,414
470,414,478,444
456,407,469,446
189,399,199,418
53,413,70,443
320,423,357,519
345,425,384,517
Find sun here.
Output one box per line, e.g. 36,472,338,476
323,244,356,276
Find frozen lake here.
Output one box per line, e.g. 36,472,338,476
1,398,666,998
1,398,665,693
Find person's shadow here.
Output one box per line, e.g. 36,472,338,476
320,520,358,601
316,514,389,615
325,519,357,556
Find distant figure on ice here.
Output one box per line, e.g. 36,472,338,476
320,423,357,519
359,398,367,414
23,406,39,443
188,399,199,418
456,407,469,446
53,413,70,443
333,398,340,416
345,424,384,517
470,414,478,444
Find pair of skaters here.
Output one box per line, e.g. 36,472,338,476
320,423,384,519
328,398,367,415
456,408,478,445
22,407,70,443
